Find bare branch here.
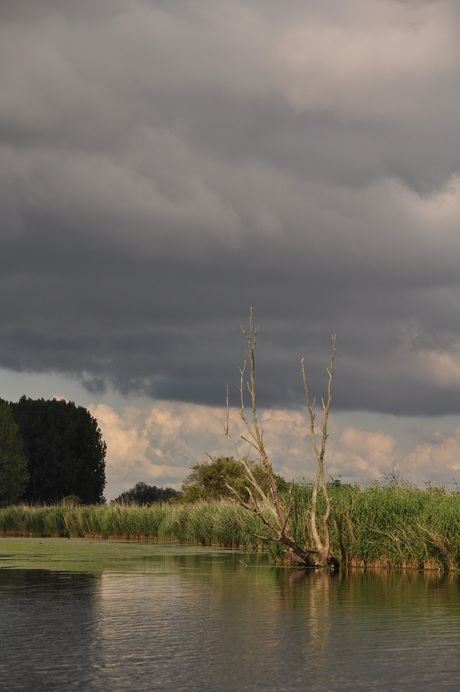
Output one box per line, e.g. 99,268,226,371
301,335,337,562
225,311,338,568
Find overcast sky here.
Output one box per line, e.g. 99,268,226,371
2,0,460,498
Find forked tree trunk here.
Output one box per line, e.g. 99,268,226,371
302,335,336,566
225,309,338,569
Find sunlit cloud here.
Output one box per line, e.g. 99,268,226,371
92,402,460,499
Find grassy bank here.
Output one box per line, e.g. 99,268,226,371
0,501,267,549
1,482,460,570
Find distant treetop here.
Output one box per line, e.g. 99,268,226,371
112,481,179,505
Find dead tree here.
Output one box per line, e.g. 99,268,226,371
225,308,338,568
302,334,337,566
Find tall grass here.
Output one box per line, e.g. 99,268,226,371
0,501,267,549
323,481,460,570
265,481,460,570
2,483,460,569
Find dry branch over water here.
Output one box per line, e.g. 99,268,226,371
224,310,338,568
1,482,460,570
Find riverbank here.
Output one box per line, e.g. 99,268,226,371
1,482,459,570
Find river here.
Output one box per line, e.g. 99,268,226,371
1,539,460,690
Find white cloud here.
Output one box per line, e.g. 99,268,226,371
91,400,460,500
90,401,233,499
329,427,401,482
405,428,460,484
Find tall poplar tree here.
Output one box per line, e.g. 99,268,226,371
10,397,107,504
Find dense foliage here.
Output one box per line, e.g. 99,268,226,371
0,403,29,506
180,456,289,502
1,396,107,504
113,481,179,505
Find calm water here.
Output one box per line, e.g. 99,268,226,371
1,543,460,691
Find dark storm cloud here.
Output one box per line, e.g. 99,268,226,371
1,0,460,416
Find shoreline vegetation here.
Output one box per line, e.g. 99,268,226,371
1,481,460,571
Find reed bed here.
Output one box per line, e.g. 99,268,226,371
2,483,460,569
0,501,268,549
329,483,460,570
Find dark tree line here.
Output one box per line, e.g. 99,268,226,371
0,402,29,506
0,396,106,505
112,481,179,505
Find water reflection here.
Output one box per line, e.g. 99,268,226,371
0,569,101,690
1,551,460,690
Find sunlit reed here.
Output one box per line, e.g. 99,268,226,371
1,482,460,570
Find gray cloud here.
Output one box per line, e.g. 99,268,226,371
1,0,460,416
